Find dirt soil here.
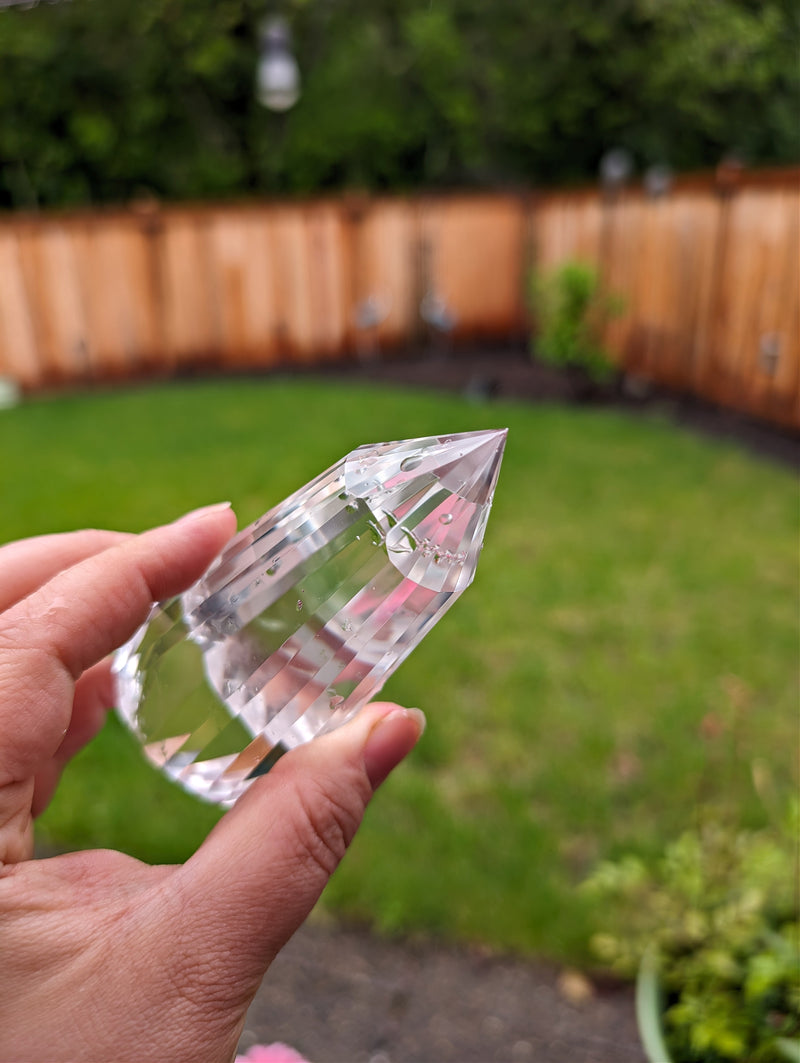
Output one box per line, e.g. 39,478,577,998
241,346,796,1063
309,344,799,470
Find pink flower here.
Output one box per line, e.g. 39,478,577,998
235,1044,310,1063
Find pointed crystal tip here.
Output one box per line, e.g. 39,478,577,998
434,428,507,505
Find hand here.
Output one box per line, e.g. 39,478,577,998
0,506,424,1063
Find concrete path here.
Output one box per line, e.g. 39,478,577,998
240,921,646,1063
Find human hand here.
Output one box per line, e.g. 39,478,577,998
0,506,424,1063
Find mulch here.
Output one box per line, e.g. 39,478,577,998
308,344,800,470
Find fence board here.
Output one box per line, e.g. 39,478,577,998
304,203,350,360
76,218,162,376
769,191,800,425
0,230,40,386
350,199,418,351
420,196,527,339
160,213,223,367
613,194,717,389
534,192,603,270
21,223,91,380
206,209,277,367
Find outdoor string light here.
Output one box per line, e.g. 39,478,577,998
256,16,300,112
2,1,301,114
0,0,68,9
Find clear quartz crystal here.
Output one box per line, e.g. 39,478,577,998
114,429,507,805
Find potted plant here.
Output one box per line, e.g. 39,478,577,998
528,259,625,398
583,806,799,1062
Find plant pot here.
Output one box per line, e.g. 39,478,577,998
635,949,800,1063
635,948,673,1063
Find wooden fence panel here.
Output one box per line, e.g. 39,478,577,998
0,228,40,386
611,193,719,389
206,209,279,368
350,199,418,350
74,217,162,377
17,222,91,381
303,203,351,360
0,174,796,428
596,196,645,367
704,187,800,424
770,191,800,426
259,202,353,362
419,196,528,339
159,213,222,368
679,193,725,396
534,193,603,271
531,179,799,428
267,206,316,360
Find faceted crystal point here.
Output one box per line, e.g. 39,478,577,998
114,429,507,805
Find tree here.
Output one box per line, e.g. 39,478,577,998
0,0,796,209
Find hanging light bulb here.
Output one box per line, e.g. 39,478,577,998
256,16,300,112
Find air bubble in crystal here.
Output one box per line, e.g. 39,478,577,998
400,455,422,472
368,520,384,545
439,513,454,525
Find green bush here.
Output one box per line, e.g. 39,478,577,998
584,805,800,1062
529,260,624,384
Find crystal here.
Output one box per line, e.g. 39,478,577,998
113,429,507,805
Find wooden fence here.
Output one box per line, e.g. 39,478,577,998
0,169,798,427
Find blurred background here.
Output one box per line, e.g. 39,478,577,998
0,2,797,1061
0,0,798,204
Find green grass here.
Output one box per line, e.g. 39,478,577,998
1,376,797,963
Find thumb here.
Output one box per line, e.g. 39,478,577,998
177,702,425,976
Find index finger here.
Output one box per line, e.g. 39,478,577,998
0,530,130,612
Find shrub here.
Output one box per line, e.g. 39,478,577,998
529,260,624,383
583,805,800,1063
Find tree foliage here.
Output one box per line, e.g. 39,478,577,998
0,0,797,208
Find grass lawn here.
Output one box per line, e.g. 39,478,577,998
1,375,797,964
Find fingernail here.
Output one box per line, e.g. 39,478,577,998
363,708,426,790
176,502,232,524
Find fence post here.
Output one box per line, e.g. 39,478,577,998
699,159,743,405
131,199,168,375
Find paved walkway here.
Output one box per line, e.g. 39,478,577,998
240,921,646,1063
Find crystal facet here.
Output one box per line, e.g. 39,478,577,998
113,429,507,805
